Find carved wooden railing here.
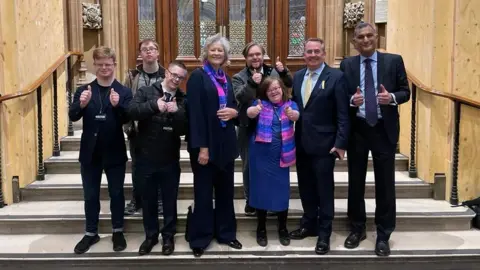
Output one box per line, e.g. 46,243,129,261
405,71,480,205
0,51,83,208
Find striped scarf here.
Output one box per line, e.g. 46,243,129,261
255,100,296,167
203,60,227,127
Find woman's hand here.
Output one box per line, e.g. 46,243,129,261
217,107,238,121
285,106,299,121
246,99,263,118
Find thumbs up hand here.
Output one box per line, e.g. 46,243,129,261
275,56,285,72
166,97,178,113
252,69,262,84
352,86,364,106
109,88,120,107
80,85,92,108
285,105,299,121
377,84,392,104
247,99,263,119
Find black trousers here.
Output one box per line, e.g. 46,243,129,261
130,139,162,207
347,118,397,241
296,152,336,240
187,154,237,249
137,160,180,240
81,162,126,234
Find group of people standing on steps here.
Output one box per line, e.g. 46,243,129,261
69,21,410,258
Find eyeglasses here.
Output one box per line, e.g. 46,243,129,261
167,69,186,81
140,47,158,52
94,63,115,68
267,86,282,93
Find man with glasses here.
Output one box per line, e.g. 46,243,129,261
123,39,166,216
127,61,188,256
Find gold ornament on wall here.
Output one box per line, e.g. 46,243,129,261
82,3,102,30
343,2,365,29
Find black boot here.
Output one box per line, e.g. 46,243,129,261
277,210,290,246
256,209,268,247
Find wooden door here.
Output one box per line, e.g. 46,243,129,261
128,0,317,77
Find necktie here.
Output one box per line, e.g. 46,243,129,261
304,72,314,104
164,92,172,102
364,59,378,126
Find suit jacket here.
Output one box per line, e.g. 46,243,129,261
291,64,350,156
340,51,410,144
69,79,133,166
186,68,239,169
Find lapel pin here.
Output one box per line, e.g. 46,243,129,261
321,80,325,89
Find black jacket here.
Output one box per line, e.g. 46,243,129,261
69,79,132,166
127,81,187,166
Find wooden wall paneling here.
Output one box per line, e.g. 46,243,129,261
161,0,172,67
154,0,165,66
127,0,139,69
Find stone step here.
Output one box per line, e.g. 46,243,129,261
60,131,187,151
44,151,409,174
0,199,474,234
21,172,432,201
0,230,479,270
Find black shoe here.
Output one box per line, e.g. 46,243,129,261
315,239,330,255
162,238,175,255
74,235,100,254
226,239,243,249
375,240,391,256
158,202,164,215
192,248,204,257
245,204,256,216
289,228,316,240
256,229,268,247
112,232,127,252
344,231,366,249
278,228,290,246
124,201,139,216
139,238,159,255
267,211,276,216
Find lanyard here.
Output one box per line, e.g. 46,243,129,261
97,87,111,114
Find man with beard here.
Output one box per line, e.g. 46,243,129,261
340,22,410,256
232,42,292,216
127,61,188,256
69,46,132,254
123,39,166,216
289,38,350,255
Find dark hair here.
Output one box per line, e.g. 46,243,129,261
242,42,266,58
138,38,159,51
169,60,187,71
353,22,377,38
257,77,289,102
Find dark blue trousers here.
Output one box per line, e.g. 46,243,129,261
81,162,126,234
187,155,237,249
137,160,180,240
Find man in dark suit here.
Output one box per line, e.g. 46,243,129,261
289,38,350,255
69,46,133,254
340,22,410,256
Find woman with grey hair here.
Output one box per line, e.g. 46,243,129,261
185,33,242,257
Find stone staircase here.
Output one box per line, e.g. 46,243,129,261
0,128,479,270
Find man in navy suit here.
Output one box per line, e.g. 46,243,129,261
340,22,410,256
289,38,350,255
69,46,133,254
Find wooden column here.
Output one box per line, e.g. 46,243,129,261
67,0,87,85
324,0,345,67
363,0,376,25
102,0,129,82
316,0,326,40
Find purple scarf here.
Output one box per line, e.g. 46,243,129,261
203,60,228,127
255,100,296,167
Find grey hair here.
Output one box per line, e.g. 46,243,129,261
200,33,230,65
354,22,377,37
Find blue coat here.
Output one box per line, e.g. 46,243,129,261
186,68,239,169
69,79,133,166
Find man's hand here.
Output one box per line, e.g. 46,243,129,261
79,85,92,108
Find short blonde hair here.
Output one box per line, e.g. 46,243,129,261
93,46,116,62
200,33,230,65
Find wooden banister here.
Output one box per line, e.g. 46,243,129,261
0,51,83,103
376,49,480,109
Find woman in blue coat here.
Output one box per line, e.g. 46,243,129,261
185,33,242,257
247,77,300,247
